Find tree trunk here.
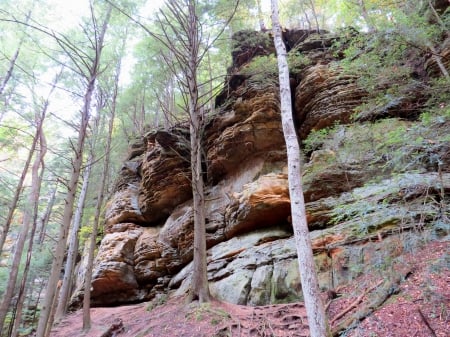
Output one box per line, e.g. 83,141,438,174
54,154,93,322
35,4,112,335
35,81,91,337
36,184,58,245
256,0,266,30
0,8,33,96
307,0,321,33
187,0,210,303
11,130,47,337
0,122,40,254
270,1,331,336
83,53,119,330
0,91,49,334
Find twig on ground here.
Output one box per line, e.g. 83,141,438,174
418,308,437,337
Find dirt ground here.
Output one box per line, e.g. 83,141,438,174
49,238,449,337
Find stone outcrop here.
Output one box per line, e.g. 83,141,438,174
70,28,450,309
294,64,367,139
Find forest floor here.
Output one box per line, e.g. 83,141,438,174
48,237,449,337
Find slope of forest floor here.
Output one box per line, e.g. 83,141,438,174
48,237,448,337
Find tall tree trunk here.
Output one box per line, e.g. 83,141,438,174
0,98,48,334
54,154,93,322
35,4,112,335
11,130,47,337
83,57,120,330
186,0,210,303
270,1,331,336
35,74,92,337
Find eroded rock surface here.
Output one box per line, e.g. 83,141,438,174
70,28,450,309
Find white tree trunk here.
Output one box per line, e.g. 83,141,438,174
271,1,331,336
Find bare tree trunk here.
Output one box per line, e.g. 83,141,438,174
116,0,238,304
35,4,112,335
271,1,331,336
35,86,90,337
83,55,120,330
54,153,93,322
11,130,47,337
36,183,58,245
185,0,210,303
299,0,312,30
207,50,215,114
0,94,48,333
0,123,40,254
307,0,321,32
0,8,33,96
0,44,21,97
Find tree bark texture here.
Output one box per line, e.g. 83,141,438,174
187,0,210,303
271,1,331,336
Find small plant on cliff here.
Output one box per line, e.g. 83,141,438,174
231,30,273,55
287,49,311,74
240,55,278,88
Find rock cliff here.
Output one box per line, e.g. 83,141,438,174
70,28,450,309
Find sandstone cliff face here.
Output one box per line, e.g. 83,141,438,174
71,29,450,308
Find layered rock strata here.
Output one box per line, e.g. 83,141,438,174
70,28,450,308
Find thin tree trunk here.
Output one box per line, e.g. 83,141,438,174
207,50,215,114
83,56,119,330
0,44,21,97
0,90,49,334
0,8,33,96
35,4,112,335
35,76,92,337
299,0,312,30
36,184,58,245
0,124,40,254
256,0,266,30
307,0,321,33
54,153,93,322
271,1,331,336
187,0,210,303
11,130,47,337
